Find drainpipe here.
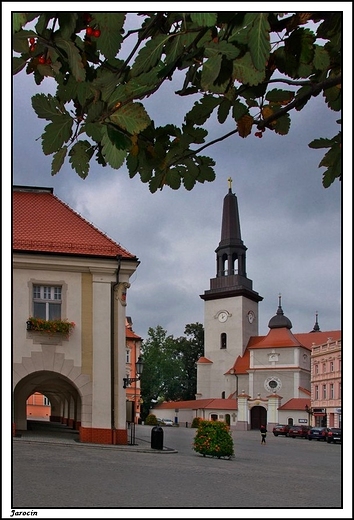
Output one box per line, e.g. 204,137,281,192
111,255,122,441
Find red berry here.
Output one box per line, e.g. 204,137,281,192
86,27,93,36
38,56,46,64
93,29,101,38
29,45,36,52
29,37,36,45
255,131,263,138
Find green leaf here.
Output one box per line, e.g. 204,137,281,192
126,153,139,178
42,116,73,154
85,122,104,143
101,131,127,169
201,55,222,90
232,100,249,122
54,36,86,82
92,13,126,60
68,140,93,178
57,12,78,40
31,94,64,120
131,34,167,76
190,13,217,26
166,168,182,190
204,40,240,60
313,46,330,71
13,56,28,75
13,29,37,53
185,96,220,125
13,13,28,32
109,102,151,134
273,113,291,135
308,137,334,149
51,146,68,175
218,98,231,125
245,13,271,72
232,52,265,86
265,89,295,104
106,125,131,150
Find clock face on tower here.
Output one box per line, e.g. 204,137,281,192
218,311,228,323
247,310,255,323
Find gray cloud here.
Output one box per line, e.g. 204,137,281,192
11,40,343,342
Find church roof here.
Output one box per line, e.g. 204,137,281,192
13,186,137,259
231,329,341,374
250,327,304,348
278,397,310,410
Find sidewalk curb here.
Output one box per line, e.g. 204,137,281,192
13,436,178,453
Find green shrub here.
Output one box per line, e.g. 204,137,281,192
145,414,158,425
193,420,234,459
191,417,203,428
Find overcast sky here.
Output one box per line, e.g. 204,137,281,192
7,7,349,343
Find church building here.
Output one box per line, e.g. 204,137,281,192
151,181,341,430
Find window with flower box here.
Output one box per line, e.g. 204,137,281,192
33,285,62,320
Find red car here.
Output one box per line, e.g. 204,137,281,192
288,425,311,438
272,424,290,437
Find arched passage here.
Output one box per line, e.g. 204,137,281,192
13,371,82,433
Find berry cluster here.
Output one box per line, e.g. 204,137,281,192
83,13,101,38
255,128,266,138
28,37,52,66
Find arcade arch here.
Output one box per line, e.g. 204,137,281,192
14,371,82,432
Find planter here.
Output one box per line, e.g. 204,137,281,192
26,317,75,337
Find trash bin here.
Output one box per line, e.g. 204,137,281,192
151,426,164,450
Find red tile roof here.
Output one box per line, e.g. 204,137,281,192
278,397,310,410
251,327,304,348
13,186,136,259
153,398,237,411
294,330,341,348
126,327,142,340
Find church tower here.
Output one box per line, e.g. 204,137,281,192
197,179,263,399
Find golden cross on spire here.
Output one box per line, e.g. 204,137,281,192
227,177,233,190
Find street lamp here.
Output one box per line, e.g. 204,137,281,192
123,355,144,388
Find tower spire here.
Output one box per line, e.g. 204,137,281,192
201,182,262,304
310,311,321,332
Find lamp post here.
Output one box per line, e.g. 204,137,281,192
123,355,144,388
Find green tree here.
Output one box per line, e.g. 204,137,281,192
139,323,204,418
174,323,204,400
13,12,341,191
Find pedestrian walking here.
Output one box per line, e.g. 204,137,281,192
260,425,267,444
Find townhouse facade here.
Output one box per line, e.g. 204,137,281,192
13,185,139,444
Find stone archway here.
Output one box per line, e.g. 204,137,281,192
250,405,267,430
13,370,82,434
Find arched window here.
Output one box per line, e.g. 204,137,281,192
221,391,225,399
220,333,227,349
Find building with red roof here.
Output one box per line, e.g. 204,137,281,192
151,182,341,431
13,186,140,444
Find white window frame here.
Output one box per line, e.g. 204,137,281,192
29,280,67,321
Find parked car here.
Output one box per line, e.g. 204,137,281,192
272,424,290,436
161,418,174,426
288,425,311,438
326,427,341,444
308,426,327,441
